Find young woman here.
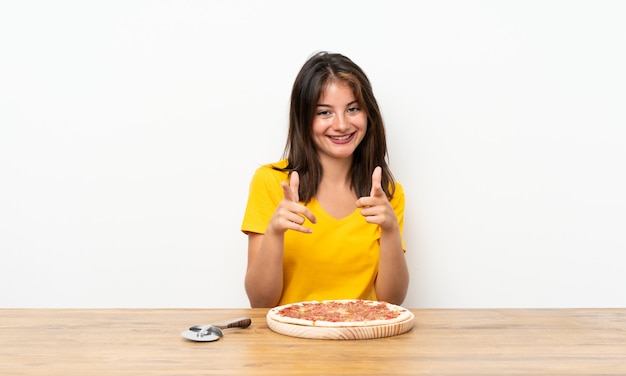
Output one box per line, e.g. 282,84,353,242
242,52,409,308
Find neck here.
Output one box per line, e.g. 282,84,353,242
318,155,353,186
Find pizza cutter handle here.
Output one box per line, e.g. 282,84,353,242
213,316,252,330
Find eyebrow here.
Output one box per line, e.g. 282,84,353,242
316,100,359,107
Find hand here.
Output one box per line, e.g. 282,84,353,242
267,171,317,234
356,166,398,230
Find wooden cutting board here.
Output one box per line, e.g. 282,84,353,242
267,311,415,340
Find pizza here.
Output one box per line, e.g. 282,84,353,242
266,299,412,327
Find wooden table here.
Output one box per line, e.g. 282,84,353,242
1,308,625,375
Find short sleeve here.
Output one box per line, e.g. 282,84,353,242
241,163,289,235
389,182,406,251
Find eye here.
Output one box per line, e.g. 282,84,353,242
317,110,332,117
347,106,361,114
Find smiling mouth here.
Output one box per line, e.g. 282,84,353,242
328,132,355,141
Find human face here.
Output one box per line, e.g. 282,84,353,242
311,81,367,163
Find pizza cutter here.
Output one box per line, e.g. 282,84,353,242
181,316,252,342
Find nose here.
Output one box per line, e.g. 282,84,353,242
332,113,350,132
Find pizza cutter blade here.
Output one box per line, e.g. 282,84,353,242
181,328,220,342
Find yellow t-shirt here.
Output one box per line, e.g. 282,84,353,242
241,160,406,306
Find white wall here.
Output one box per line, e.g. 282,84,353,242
1,1,625,308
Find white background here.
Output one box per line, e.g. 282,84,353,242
1,1,625,308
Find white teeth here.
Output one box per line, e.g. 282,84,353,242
330,134,351,140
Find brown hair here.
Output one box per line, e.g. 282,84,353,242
278,51,395,203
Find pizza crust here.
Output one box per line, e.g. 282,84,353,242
267,299,412,328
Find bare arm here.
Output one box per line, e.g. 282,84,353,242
244,231,284,308
356,167,409,305
244,172,316,308
375,222,409,304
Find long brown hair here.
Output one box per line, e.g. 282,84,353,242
278,51,395,203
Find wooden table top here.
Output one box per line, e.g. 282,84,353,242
1,308,625,375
